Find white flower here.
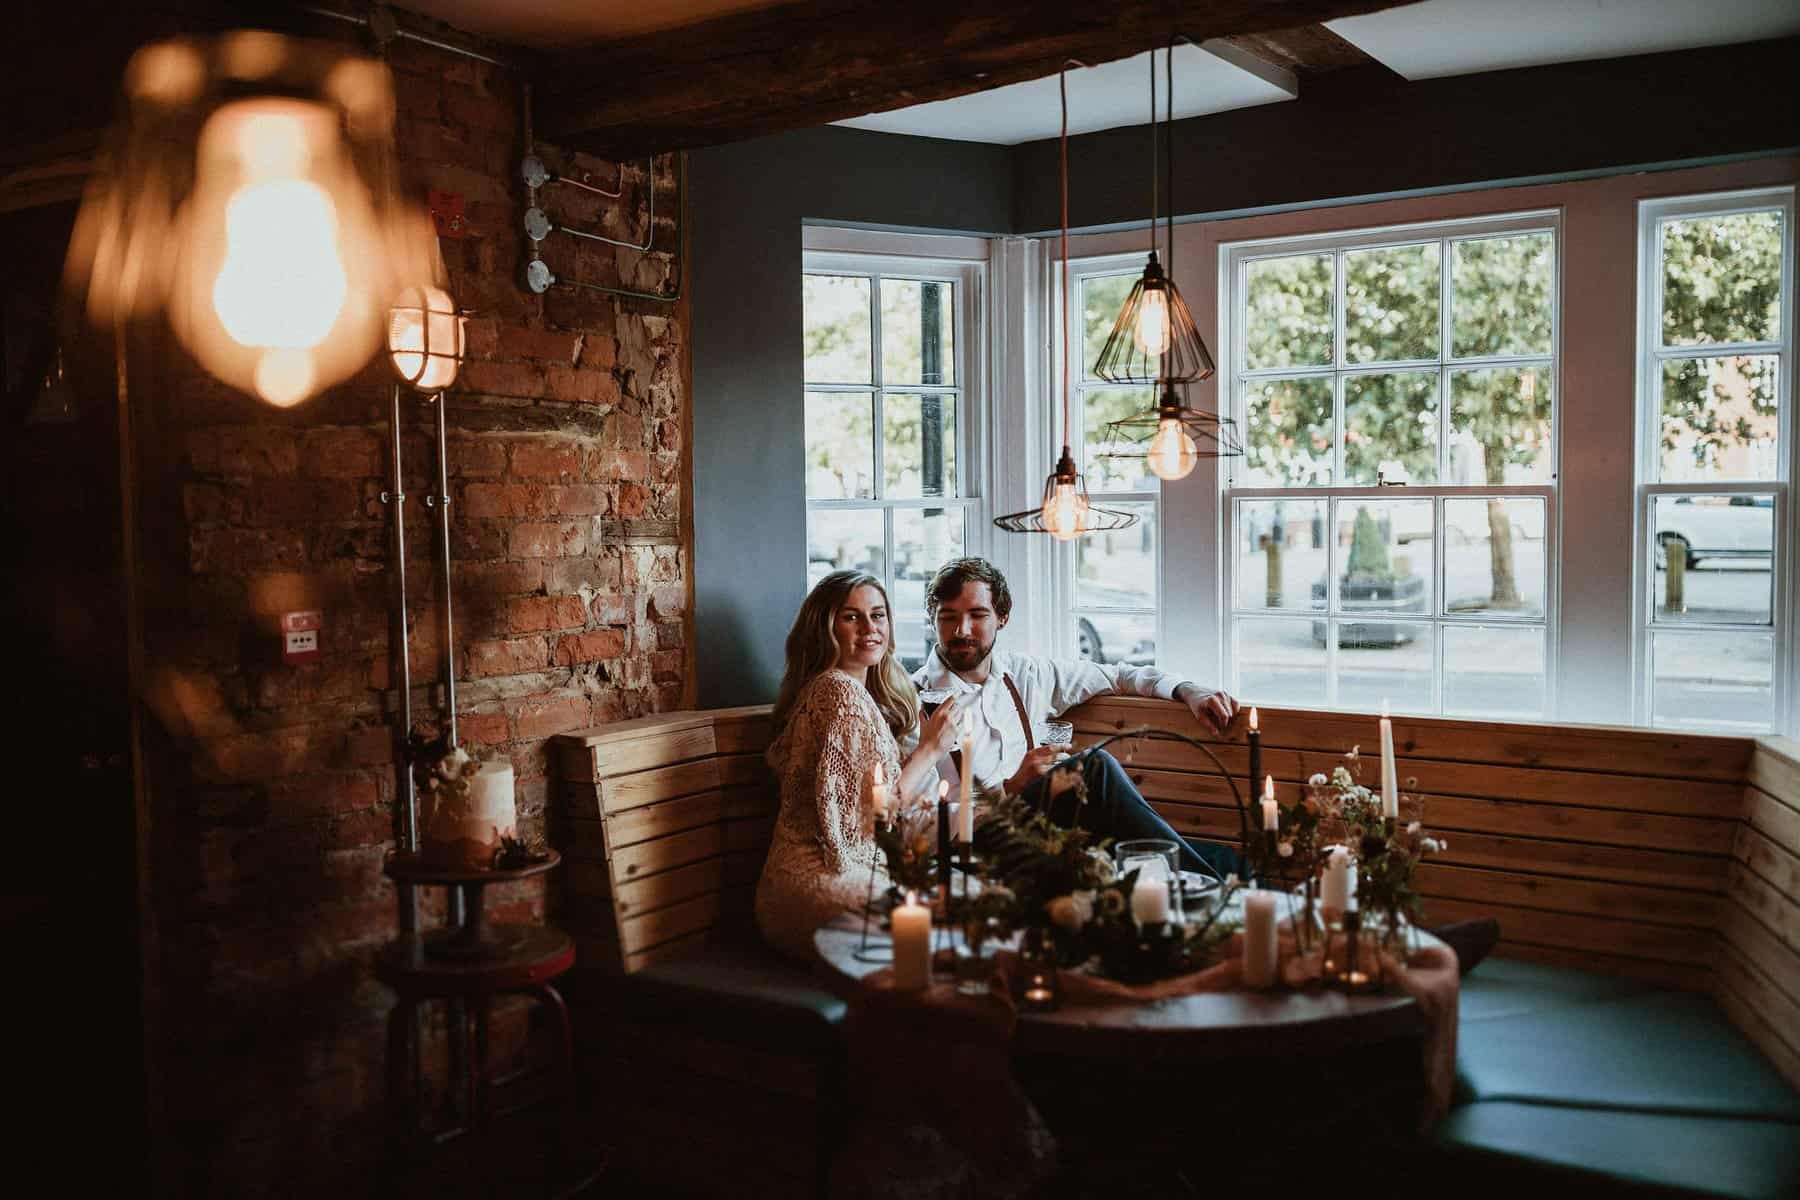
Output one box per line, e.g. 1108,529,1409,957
437,745,471,781
1277,841,1294,858
1423,837,1445,853
1088,849,1117,883
1046,895,1087,931
1406,821,1421,836
1225,873,1240,889
1308,773,1328,787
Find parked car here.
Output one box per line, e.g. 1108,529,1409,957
1656,495,1773,568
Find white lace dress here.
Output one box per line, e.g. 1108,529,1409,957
755,670,900,961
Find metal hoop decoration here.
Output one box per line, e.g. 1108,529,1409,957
1101,378,1244,467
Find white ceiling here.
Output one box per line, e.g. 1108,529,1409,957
835,43,1294,146
1329,0,1800,81
835,0,1800,144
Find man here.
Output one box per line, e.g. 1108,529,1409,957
909,557,1239,877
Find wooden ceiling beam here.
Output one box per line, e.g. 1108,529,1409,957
536,0,1415,157
1218,22,1391,77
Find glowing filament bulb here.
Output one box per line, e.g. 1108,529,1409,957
1133,286,1171,357
208,104,350,405
1042,480,1089,542
388,286,464,392
1146,416,1199,481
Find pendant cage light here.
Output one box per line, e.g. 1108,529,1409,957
63,31,447,408
1091,47,1214,388
995,64,1137,541
1099,40,1239,481
1100,378,1244,481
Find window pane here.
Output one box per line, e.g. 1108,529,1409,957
1345,242,1439,364
1245,253,1334,369
1076,502,1156,610
1451,232,1553,358
1082,272,1137,380
803,274,872,384
1335,621,1434,714
806,508,884,585
1235,617,1327,708
1345,371,1438,485
883,393,956,498
1652,495,1774,625
1084,385,1157,491
804,392,874,498
1651,630,1774,731
1334,499,1434,616
1661,210,1784,347
880,279,955,387
893,507,964,671
1444,497,1546,618
1658,355,1780,482
1243,376,1333,486
1236,499,1327,612
1448,365,1553,485
1444,626,1546,718
1075,612,1156,668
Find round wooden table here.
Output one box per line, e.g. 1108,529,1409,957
812,915,1433,1060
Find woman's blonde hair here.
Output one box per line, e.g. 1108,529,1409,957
771,570,919,740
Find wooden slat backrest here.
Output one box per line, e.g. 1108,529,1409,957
1719,737,1800,1088
1068,697,1753,992
555,707,777,973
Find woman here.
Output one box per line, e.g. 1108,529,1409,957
756,570,961,960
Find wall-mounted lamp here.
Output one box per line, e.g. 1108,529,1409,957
64,32,445,407
388,285,466,394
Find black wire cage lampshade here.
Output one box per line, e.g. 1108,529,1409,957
1101,378,1243,481
1092,251,1214,386
994,446,1138,541
387,284,466,393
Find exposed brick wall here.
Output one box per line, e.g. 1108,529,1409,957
132,34,687,1196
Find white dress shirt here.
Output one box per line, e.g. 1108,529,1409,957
908,648,1205,793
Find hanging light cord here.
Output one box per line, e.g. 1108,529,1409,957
1148,52,1159,262
1165,40,1176,281
1059,65,1072,465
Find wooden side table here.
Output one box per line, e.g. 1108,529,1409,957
378,852,574,1146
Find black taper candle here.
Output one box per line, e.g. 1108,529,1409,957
938,797,952,898
1245,723,1261,868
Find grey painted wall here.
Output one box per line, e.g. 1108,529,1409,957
690,127,1010,706
691,38,1800,709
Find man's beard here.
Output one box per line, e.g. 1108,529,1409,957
938,634,996,673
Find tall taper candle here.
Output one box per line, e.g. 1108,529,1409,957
1243,890,1278,988
1246,706,1261,833
1261,774,1279,831
956,712,975,843
891,892,931,990
936,778,952,898
1379,700,1398,820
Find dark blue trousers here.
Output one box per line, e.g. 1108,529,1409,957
1020,748,1240,880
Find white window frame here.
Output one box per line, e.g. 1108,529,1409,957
1049,252,1166,666
1632,187,1795,733
1217,210,1563,718
801,236,990,657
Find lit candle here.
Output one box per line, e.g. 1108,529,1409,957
1243,890,1278,988
1261,774,1279,831
956,712,975,842
1321,845,1353,916
1131,868,1170,925
891,891,931,990
1379,700,1398,820
936,779,952,898
871,762,891,822
1246,706,1262,826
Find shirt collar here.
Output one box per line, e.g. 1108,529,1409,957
917,647,1010,695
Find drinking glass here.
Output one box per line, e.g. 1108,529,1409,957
918,688,952,718
1037,720,1074,748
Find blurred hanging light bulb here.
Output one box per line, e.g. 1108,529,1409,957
1133,284,1171,358
205,102,349,405
1146,415,1199,481
1042,478,1089,542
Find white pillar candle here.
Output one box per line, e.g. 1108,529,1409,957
1379,701,1399,820
1131,869,1170,925
956,712,975,841
891,892,931,990
467,760,517,839
1321,846,1352,915
1261,775,1279,831
1243,890,1278,988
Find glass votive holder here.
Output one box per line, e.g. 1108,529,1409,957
1116,838,1183,923
1016,927,1061,1012
1321,908,1384,992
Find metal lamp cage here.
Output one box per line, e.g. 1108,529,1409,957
1102,380,1244,470
994,448,1139,540
1091,252,1215,386
388,285,466,392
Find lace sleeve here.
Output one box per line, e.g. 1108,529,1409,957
801,675,881,873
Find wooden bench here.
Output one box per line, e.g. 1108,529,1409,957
554,706,844,1200
555,699,1799,1195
